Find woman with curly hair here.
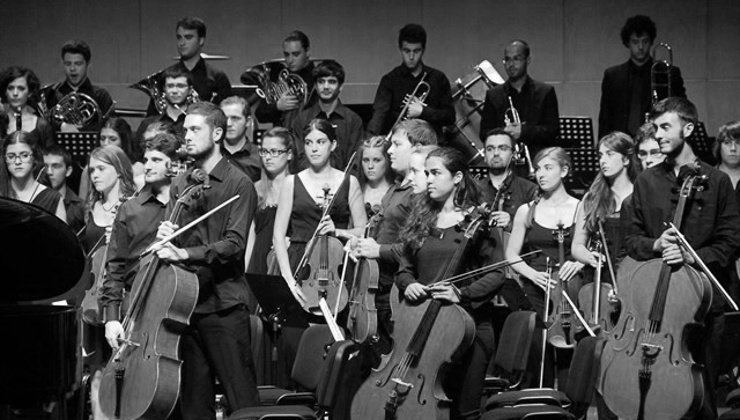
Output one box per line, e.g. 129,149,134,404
0,66,54,148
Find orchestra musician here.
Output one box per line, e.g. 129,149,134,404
635,121,665,170
351,119,438,356
220,95,261,182
357,135,393,214
405,144,438,193
271,118,366,384
145,17,231,116
394,147,505,420
0,66,54,148
253,30,316,127
479,40,559,157
1,131,65,219
43,145,85,231
366,23,454,136
41,40,114,132
597,15,686,138
505,147,583,388
101,132,182,350
623,97,740,419
154,102,259,418
290,59,363,171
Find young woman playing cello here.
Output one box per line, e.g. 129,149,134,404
271,118,366,385
505,147,582,389
393,147,505,420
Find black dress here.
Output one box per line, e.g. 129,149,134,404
247,204,278,276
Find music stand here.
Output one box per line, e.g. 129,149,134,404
558,117,595,149
55,132,99,166
687,121,714,164
565,148,599,194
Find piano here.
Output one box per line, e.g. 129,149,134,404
0,197,85,415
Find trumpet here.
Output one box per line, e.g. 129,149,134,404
651,42,673,105
513,142,535,179
504,96,520,126
386,72,430,140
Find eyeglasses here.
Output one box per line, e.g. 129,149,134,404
502,56,526,64
5,152,33,162
259,148,289,157
485,145,513,153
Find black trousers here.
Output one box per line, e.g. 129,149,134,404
451,318,496,420
180,305,260,420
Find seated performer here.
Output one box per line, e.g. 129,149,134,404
367,23,454,136
0,66,54,148
1,131,65,219
43,145,85,231
101,132,181,348
251,30,316,127
598,15,686,138
479,40,559,157
394,147,505,419
622,97,740,419
146,17,231,115
41,39,114,132
220,96,260,181
635,121,665,169
155,102,259,418
505,147,583,388
290,59,363,171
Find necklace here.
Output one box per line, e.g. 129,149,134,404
101,200,118,212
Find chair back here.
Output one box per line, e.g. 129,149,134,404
291,325,334,390
494,311,536,377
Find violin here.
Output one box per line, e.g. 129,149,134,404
599,171,711,420
294,185,349,316
346,213,380,343
351,207,493,420
576,235,617,335
545,222,582,349
98,171,208,420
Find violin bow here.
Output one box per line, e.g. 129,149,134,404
597,221,618,295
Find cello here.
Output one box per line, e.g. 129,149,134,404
98,173,209,420
576,222,620,335
599,172,712,420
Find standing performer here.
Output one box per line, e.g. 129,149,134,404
357,136,393,214
41,40,114,132
220,96,260,182
44,145,85,231
101,133,181,349
505,147,583,388
598,15,686,138
621,98,740,419
146,17,231,116
154,102,259,418
394,147,505,420
479,40,559,157
1,66,54,148
367,24,454,136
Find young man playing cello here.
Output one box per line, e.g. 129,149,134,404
622,97,740,419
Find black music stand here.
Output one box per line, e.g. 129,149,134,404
55,132,99,165
565,148,599,194
687,121,714,164
468,166,488,180
558,117,595,149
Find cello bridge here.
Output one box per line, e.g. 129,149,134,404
391,378,414,391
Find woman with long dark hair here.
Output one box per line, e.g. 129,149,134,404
394,147,505,419
0,66,54,148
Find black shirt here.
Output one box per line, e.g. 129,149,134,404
42,78,114,132
253,61,317,127
221,140,261,182
477,172,539,230
367,63,455,135
169,158,257,313
63,187,85,234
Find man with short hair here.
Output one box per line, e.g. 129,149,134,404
162,67,194,124
250,30,316,127
220,95,260,181
43,145,85,232
155,102,259,419
623,97,740,420
367,24,454,136
42,40,114,132
146,17,231,116
290,59,363,170
598,15,686,138
479,39,559,157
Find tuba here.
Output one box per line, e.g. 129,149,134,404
49,92,102,128
241,61,308,106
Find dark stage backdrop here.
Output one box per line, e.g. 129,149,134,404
1,0,738,136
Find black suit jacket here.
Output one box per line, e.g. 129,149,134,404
598,58,686,138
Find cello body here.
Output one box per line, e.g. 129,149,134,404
99,257,198,420
577,281,617,333
350,298,475,420
81,244,108,325
599,257,711,420
346,257,379,342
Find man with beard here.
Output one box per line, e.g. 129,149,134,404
41,40,114,132
290,59,363,170
479,40,559,157
155,102,259,418
623,97,740,419
220,96,260,181
367,24,454,136
146,17,231,116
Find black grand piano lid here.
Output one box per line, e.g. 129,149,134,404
0,197,85,303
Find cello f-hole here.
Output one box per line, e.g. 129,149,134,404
415,373,427,405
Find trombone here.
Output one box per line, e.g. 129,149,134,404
386,72,430,140
650,42,673,106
